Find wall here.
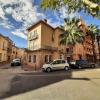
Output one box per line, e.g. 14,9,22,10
41,22,54,47
0,36,8,62
27,23,41,50
27,50,52,69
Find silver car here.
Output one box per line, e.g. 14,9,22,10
42,59,70,72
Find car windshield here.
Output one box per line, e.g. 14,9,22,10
13,59,20,62
76,60,87,64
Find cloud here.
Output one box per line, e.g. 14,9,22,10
48,19,63,28
12,29,27,40
0,7,6,20
58,5,79,19
0,0,45,39
0,0,78,40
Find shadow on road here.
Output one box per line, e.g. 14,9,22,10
0,70,91,99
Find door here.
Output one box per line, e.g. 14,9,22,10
51,60,63,70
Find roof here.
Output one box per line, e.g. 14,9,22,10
27,20,63,32
0,33,7,39
0,33,13,43
27,20,55,31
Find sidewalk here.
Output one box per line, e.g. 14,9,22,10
0,63,11,69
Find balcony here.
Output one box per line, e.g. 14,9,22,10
66,48,73,56
67,51,73,55
29,34,38,41
41,45,58,51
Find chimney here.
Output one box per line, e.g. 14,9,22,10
44,19,47,23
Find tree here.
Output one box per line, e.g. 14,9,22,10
59,18,84,45
40,0,100,19
88,24,100,62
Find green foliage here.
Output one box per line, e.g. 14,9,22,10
88,24,100,39
59,17,84,45
40,0,100,19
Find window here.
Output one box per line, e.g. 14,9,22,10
61,60,65,64
52,60,61,64
34,30,37,35
66,48,73,54
33,55,36,63
45,55,52,63
52,33,55,41
29,55,31,62
66,48,70,53
13,51,15,54
29,30,38,40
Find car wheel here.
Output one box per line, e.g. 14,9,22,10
78,66,82,69
46,67,51,72
64,66,69,71
91,64,95,68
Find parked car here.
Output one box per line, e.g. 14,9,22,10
42,59,70,72
11,58,21,66
70,60,95,69
69,60,76,68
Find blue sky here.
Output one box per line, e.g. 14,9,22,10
0,0,100,48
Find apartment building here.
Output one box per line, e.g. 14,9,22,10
0,34,13,63
11,45,26,61
95,41,100,61
66,18,96,62
0,33,26,65
17,48,26,60
11,45,18,60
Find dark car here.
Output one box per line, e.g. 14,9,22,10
69,60,76,69
69,60,95,69
11,58,21,66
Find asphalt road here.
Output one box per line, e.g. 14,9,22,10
0,66,100,100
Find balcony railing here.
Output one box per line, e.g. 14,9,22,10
29,34,38,41
28,45,58,51
67,51,73,55
41,45,58,51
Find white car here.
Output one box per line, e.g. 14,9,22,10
42,59,70,72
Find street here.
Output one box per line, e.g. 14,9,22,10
0,65,100,100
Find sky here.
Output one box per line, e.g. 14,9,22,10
0,0,100,48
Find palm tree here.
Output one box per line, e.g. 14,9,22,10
59,18,84,61
60,18,84,45
88,24,99,63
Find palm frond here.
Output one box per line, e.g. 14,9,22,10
60,17,84,45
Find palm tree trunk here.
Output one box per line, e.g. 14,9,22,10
97,37,100,62
91,36,97,63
